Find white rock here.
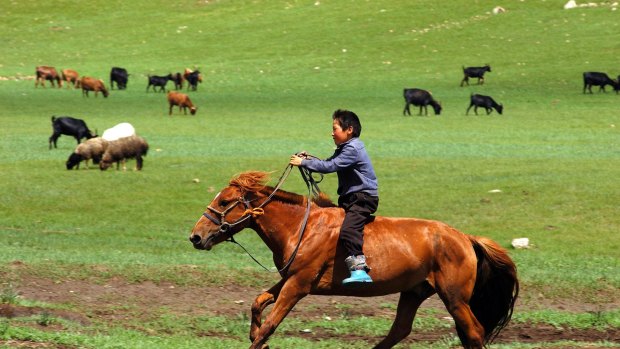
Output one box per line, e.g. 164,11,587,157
564,0,577,9
511,238,530,249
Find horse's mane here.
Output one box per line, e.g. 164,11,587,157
229,171,337,208
229,171,271,193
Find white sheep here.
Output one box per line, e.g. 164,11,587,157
66,137,109,170
102,122,136,141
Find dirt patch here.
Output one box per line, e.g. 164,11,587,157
0,304,89,325
0,340,77,348
4,275,620,346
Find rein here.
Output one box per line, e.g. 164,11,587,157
203,155,322,275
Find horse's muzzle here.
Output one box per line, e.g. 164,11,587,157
189,234,214,250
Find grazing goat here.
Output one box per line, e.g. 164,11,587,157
81,77,109,98
61,69,80,89
66,137,109,170
583,72,619,94
167,91,197,115
110,67,128,90
49,116,97,149
35,66,62,88
403,88,442,116
102,122,136,141
185,70,202,91
460,65,491,86
466,94,503,115
146,74,173,93
99,135,149,171
172,72,184,90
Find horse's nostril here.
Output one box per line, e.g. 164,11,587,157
190,235,201,244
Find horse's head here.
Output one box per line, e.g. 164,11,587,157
189,172,270,250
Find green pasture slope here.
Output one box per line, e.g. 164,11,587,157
1,0,619,348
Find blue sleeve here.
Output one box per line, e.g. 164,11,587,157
301,145,357,174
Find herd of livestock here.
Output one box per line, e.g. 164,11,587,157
42,64,619,171
39,65,203,171
49,117,148,171
35,65,201,115
402,65,620,117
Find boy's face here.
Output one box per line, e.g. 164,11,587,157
332,119,353,146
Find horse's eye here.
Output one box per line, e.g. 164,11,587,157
219,200,229,207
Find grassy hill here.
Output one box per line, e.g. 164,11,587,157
0,1,618,348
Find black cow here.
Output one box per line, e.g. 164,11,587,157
172,72,183,90
110,67,128,90
146,74,173,93
186,70,201,91
460,65,492,86
403,88,442,116
466,94,503,115
49,116,97,149
583,72,619,94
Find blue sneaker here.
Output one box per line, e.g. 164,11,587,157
343,269,373,285
343,255,373,286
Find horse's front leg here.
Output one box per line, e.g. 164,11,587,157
249,275,311,349
250,279,285,344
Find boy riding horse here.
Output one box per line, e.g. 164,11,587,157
290,109,378,285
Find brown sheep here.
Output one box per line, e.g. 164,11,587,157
66,137,109,170
80,76,109,98
99,135,149,171
35,66,62,88
167,91,197,115
61,69,80,89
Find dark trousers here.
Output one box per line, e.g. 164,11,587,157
338,192,379,257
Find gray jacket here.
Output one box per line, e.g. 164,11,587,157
301,138,378,197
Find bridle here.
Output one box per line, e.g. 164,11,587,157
199,159,322,275
202,195,263,240
201,164,295,240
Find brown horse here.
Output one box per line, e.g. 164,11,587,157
190,171,519,349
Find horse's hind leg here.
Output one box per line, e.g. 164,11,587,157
444,300,484,349
435,275,485,348
250,279,285,345
372,284,435,349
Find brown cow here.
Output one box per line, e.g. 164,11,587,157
167,91,197,115
35,66,62,88
61,69,80,89
80,77,109,98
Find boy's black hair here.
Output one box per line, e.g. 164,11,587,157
332,109,361,137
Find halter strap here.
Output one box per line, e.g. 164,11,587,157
200,155,321,276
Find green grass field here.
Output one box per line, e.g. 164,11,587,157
1,0,619,348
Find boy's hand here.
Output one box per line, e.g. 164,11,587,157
289,154,304,166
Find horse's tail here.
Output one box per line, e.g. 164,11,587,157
465,235,519,346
